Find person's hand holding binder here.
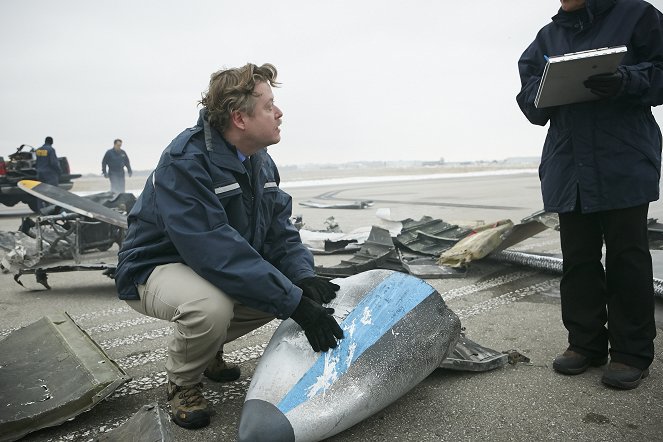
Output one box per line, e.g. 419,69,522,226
583,70,624,98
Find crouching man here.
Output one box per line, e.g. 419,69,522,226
114,63,344,429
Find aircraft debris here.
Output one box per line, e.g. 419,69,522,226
0,313,130,441
439,334,509,372
14,263,116,290
238,269,461,442
96,403,173,442
438,220,514,267
314,226,394,276
395,216,471,256
299,200,374,209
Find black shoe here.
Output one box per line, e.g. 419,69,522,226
601,362,649,390
553,350,608,375
204,351,241,382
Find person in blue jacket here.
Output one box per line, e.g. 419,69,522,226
35,136,60,186
115,63,343,429
101,139,132,193
35,136,61,211
517,0,663,390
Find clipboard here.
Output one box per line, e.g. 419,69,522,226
534,46,627,108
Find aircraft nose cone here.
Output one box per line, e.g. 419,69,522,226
238,399,295,442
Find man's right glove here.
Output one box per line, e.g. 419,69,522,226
290,296,344,352
296,276,339,305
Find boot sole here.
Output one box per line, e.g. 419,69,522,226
171,411,211,429
553,357,608,375
601,369,650,390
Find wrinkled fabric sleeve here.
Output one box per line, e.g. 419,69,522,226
102,151,109,175
263,187,315,284
51,147,61,173
124,152,132,175
153,158,302,318
619,5,663,106
516,38,556,126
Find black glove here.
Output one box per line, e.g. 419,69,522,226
296,276,339,305
583,71,624,98
290,296,344,352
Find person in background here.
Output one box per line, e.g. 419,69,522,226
35,136,60,187
516,0,663,390
114,63,343,429
102,139,132,193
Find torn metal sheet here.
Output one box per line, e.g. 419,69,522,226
439,334,508,372
299,200,374,209
0,312,130,441
299,228,369,255
96,403,173,442
439,220,514,268
492,220,549,253
315,226,395,277
401,256,468,279
18,180,129,229
520,210,559,230
490,250,663,300
395,216,472,256
0,231,42,273
14,263,117,290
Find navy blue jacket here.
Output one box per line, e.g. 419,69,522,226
102,148,132,176
517,0,663,213
115,110,314,318
35,143,60,185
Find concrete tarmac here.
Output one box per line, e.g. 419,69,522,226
1,171,662,441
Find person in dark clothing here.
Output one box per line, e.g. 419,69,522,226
115,63,343,429
35,136,60,186
102,139,132,193
517,0,663,390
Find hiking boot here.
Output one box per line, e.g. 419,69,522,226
167,381,211,429
552,350,608,375
601,362,649,390
204,351,241,382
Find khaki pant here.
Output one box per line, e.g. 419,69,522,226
125,263,274,386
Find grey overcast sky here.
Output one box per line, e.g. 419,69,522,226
2,0,663,174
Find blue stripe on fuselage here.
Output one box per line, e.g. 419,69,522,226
277,272,434,414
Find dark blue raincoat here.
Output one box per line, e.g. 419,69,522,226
115,110,314,318
517,0,663,213
35,143,60,186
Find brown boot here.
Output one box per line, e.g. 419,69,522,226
204,351,241,382
167,381,211,429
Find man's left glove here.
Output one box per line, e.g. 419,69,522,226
583,71,624,98
296,276,340,305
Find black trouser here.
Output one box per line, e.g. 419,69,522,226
558,203,656,370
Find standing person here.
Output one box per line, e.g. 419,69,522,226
517,0,663,390
114,63,344,429
35,136,60,186
102,139,132,193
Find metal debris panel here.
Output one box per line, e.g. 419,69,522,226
0,312,130,442
97,403,173,442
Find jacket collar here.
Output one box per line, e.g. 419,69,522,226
197,108,268,175
552,0,616,28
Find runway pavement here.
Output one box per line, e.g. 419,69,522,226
1,171,662,441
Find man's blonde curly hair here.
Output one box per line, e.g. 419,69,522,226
200,63,280,132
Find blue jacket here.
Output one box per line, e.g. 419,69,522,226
35,143,60,185
115,110,314,318
102,148,132,176
517,0,663,213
